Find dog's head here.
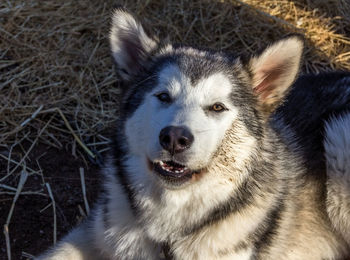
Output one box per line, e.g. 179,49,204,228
110,8,303,188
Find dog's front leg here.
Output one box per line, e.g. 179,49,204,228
37,214,160,260
36,223,104,260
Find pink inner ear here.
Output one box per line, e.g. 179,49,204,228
253,66,285,100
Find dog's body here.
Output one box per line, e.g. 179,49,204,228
38,9,350,260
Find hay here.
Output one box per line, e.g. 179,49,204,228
0,0,349,257
1,0,350,153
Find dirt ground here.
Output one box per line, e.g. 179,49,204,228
0,145,101,259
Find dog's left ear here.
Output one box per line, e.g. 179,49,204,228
109,8,158,81
247,35,304,114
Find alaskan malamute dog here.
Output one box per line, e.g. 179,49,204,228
39,8,350,260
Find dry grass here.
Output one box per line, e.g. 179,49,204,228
0,0,350,258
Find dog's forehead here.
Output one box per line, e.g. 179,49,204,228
195,72,233,99
156,54,234,100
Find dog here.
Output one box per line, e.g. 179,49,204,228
38,8,350,260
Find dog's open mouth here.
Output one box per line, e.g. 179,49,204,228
149,159,202,183
155,160,191,177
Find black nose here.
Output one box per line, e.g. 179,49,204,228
159,126,194,154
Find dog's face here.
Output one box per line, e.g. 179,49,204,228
125,58,244,186
110,9,303,188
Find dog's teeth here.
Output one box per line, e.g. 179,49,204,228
156,161,190,174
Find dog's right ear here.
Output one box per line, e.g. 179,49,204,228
109,8,158,81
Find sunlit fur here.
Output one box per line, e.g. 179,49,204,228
325,113,350,244
37,9,350,260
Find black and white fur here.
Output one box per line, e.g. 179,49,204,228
38,9,350,260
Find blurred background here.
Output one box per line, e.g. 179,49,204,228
1,0,349,258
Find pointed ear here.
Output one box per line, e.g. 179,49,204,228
248,36,304,114
109,8,158,81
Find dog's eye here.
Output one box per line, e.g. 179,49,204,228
210,103,227,112
155,92,172,103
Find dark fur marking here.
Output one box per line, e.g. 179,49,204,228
112,123,139,216
218,241,249,257
161,243,174,260
230,85,264,140
252,198,285,259
234,241,249,252
182,177,254,236
172,49,230,86
121,56,176,119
